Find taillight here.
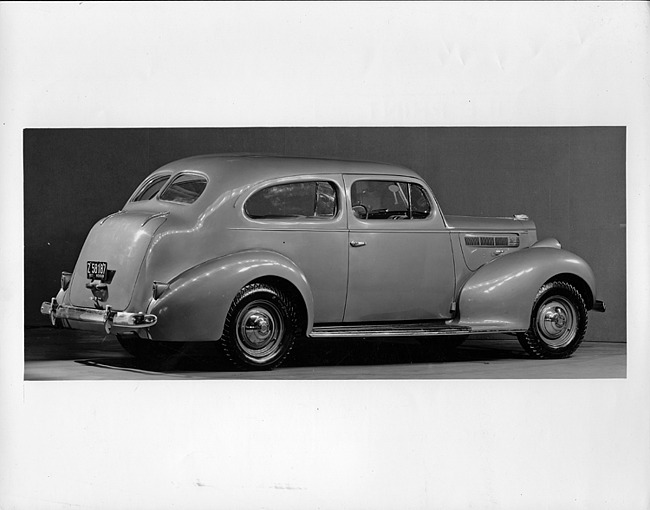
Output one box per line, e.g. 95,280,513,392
61,272,72,291
152,281,170,300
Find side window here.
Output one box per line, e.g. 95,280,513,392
315,181,337,217
351,180,431,220
159,173,208,204
132,175,169,202
245,181,338,219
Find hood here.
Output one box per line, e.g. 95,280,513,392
445,215,537,272
445,214,536,232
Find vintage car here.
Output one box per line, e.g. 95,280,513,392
41,154,606,369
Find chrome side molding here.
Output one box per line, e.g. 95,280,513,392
99,210,125,225
141,211,170,227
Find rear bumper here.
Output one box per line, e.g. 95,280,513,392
41,299,157,332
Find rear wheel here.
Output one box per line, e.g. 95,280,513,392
220,283,298,370
517,281,587,359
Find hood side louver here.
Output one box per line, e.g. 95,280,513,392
465,234,519,248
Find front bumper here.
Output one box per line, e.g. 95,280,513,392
41,299,157,333
593,300,606,313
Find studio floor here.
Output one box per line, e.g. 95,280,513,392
23,327,626,380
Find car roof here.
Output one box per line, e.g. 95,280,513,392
155,154,421,187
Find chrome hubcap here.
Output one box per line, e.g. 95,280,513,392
536,297,576,348
243,312,273,345
236,301,284,361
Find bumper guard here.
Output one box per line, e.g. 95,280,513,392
41,299,157,333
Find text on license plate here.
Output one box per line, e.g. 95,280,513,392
87,261,108,281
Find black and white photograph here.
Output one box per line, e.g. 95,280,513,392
24,126,625,380
2,2,649,509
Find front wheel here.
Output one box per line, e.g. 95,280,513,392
220,283,299,370
517,281,587,359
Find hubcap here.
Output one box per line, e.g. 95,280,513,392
243,312,273,345
535,297,577,348
236,301,284,362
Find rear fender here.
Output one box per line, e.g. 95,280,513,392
148,250,314,342
455,245,597,331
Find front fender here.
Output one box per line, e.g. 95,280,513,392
455,246,597,332
147,250,314,342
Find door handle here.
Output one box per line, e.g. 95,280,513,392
493,249,506,256
350,241,366,248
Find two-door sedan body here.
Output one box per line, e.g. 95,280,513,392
41,154,605,369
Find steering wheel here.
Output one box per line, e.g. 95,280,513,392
352,204,369,219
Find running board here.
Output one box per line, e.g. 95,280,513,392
309,323,472,338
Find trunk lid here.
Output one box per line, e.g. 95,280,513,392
68,210,168,310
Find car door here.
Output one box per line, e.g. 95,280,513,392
343,175,456,323
238,176,349,324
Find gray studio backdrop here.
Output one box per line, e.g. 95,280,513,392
24,127,625,343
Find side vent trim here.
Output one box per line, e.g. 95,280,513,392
465,234,519,248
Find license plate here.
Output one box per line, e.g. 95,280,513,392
87,261,108,281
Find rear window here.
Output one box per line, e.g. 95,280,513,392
132,175,170,202
159,173,208,204
245,181,338,219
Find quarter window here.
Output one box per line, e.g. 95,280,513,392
132,175,169,202
245,181,338,219
350,180,432,220
159,173,208,204
409,183,432,219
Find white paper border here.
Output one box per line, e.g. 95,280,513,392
2,3,648,509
